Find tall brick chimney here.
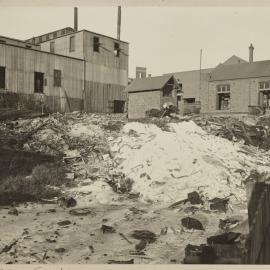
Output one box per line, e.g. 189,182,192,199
74,7,78,32
249,43,254,63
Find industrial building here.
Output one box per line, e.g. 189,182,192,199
0,7,129,113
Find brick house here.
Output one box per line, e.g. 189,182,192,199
201,60,270,115
126,75,182,119
164,55,247,115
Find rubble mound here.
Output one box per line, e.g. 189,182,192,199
111,121,270,204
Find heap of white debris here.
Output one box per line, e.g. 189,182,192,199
110,121,270,204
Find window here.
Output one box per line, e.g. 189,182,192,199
61,29,65,35
0,40,6,44
0,66,5,89
34,72,44,93
93,36,100,52
25,45,31,49
259,81,270,91
38,37,42,43
46,34,50,41
114,42,120,57
217,84,230,110
259,81,270,108
50,41,55,53
69,36,75,52
184,98,195,103
53,32,57,39
54,69,62,87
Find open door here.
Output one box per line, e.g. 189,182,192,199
34,72,44,93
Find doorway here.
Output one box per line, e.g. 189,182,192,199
113,100,125,113
34,72,44,93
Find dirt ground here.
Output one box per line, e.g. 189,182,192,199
0,194,247,264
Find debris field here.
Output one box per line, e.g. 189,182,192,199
0,112,270,264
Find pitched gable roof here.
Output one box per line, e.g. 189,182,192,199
222,55,247,65
125,74,175,93
210,60,270,81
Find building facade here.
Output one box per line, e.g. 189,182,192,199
165,55,248,114
0,8,129,113
201,60,270,115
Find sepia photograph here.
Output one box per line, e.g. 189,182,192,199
0,0,270,266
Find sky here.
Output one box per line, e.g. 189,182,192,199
1,6,270,77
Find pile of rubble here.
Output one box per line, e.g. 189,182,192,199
192,115,270,151
110,120,270,204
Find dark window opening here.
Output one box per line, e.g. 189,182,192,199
54,69,62,87
61,29,65,35
50,41,55,53
216,84,230,110
217,93,230,110
53,32,57,39
0,66,5,89
184,98,195,103
38,37,42,43
93,36,100,52
113,100,125,113
46,34,50,41
25,45,31,49
34,72,44,93
162,77,175,97
114,42,120,57
0,40,6,44
69,36,75,52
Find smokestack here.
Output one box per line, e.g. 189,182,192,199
249,43,254,63
74,7,78,32
117,6,121,40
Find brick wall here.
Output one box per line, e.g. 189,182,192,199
201,77,270,114
128,90,161,119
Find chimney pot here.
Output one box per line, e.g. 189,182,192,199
249,43,254,63
74,7,78,32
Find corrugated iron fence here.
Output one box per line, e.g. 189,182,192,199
246,182,270,264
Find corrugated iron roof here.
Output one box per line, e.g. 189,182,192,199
125,74,174,93
210,60,270,81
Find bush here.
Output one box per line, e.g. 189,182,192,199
0,175,61,205
0,163,66,205
32,163,66,186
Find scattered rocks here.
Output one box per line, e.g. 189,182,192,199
207,232,242,245
130,230,157,243
57,220,72,226
8,207,19,216
181,217,204,231
219,218,240,231
69,208,95,216
209,197,229,212
57,196,77,208
101,225,116,234
135,240,147,251
55,247,66,253
188,191,203,205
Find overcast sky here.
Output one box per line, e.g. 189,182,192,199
0,6,270,77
